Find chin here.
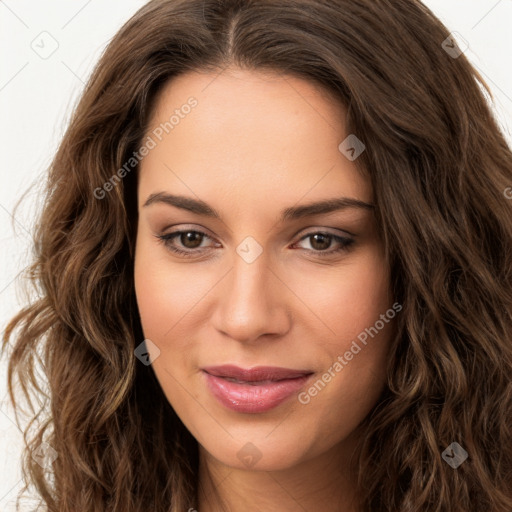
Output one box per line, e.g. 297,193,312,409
198,430,315,472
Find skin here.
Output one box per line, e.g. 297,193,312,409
134,67,396,512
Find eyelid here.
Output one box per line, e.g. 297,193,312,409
295,225,356,239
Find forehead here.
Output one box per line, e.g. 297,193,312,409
149,68,346,146
139,68,372,211
149,67,344,125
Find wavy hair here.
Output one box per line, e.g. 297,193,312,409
2,0,512,510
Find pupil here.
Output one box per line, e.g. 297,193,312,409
182,231,202,248
311,234,330,250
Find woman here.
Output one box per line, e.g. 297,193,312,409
2,0,512,510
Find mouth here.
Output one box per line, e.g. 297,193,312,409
202,365,314,413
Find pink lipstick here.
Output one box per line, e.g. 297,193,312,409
202,365,314,413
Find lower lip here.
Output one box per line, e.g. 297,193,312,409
203,371,312,413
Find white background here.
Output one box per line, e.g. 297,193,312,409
1,0,511,509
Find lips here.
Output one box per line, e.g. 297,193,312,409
202,365,314,413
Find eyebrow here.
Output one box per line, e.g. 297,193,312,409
143,192,374,221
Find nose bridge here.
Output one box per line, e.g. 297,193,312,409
213,241,289,342
226,249,272,322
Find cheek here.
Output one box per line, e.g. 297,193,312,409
340,254,391,337
292,245,392,346
335,250,393,375
133,234,221,391
293,248,393,418
133,243,197,405
134,256,174,341
134,236,204,342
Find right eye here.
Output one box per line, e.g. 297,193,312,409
155,229,220,257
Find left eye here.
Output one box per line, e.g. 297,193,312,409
155,229,355,258
295,232,355,254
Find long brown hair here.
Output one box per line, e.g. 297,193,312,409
2,0,512,510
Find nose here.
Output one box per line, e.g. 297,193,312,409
211,249,291,344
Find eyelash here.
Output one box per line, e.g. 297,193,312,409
155,229,355,259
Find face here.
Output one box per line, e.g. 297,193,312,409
134,67,396,472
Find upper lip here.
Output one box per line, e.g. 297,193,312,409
202,365,313,382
